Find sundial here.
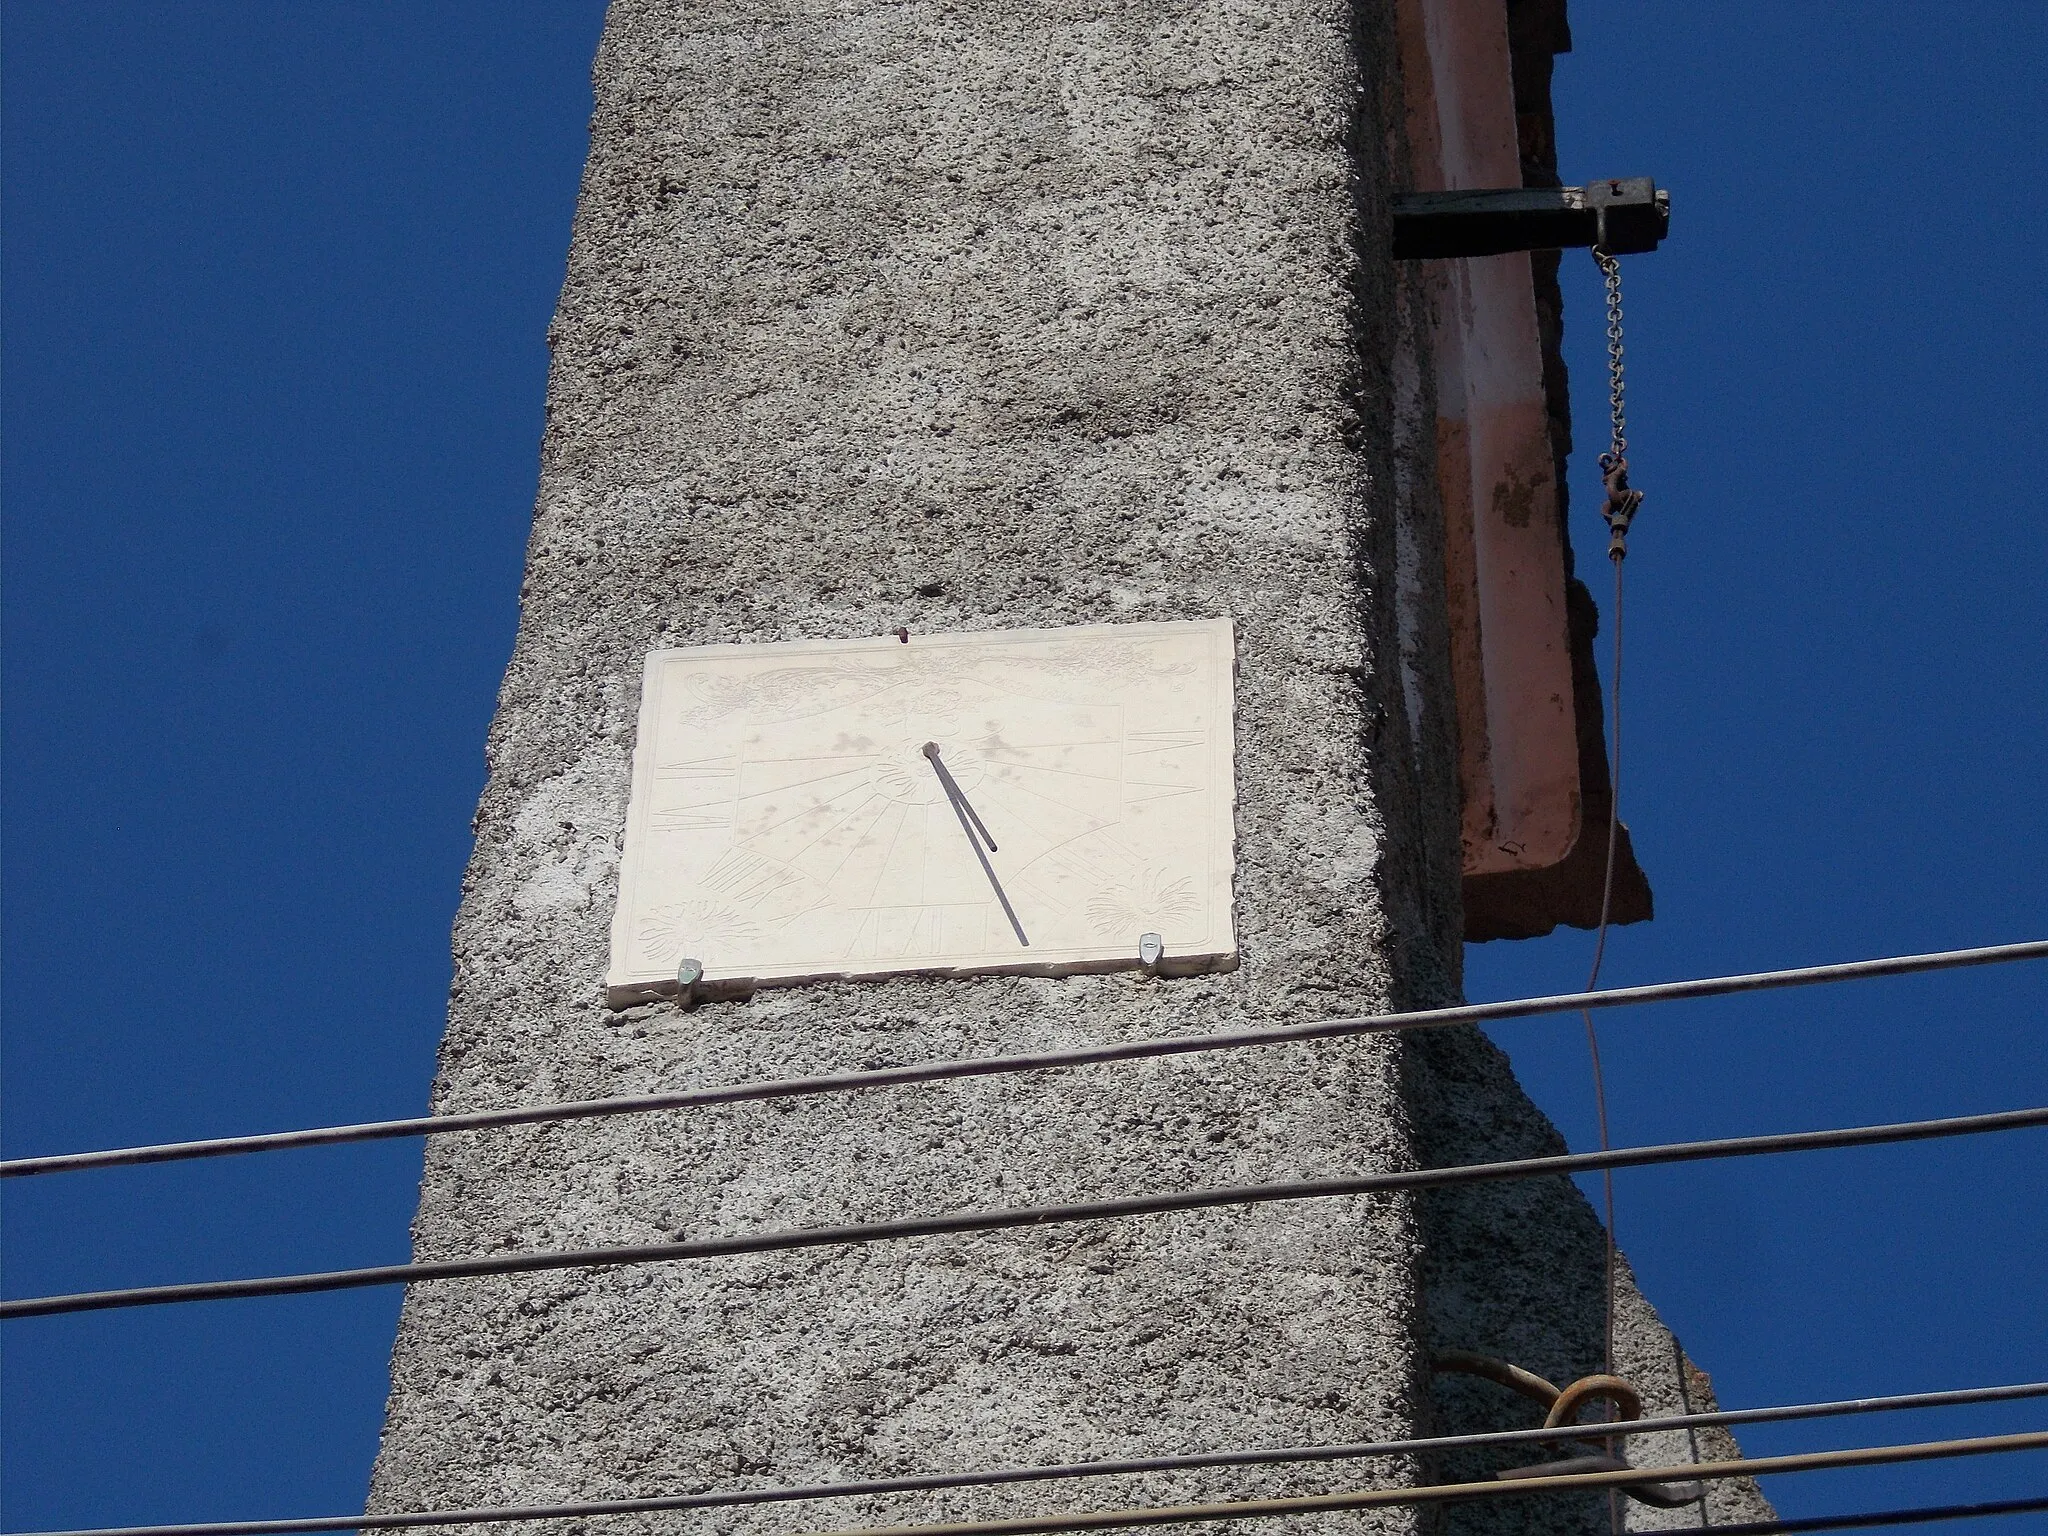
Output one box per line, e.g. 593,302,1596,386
605,618,1238,1004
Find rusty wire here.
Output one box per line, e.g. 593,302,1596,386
782,1432,2048,1536
6,1104,2045,1320
6,1416,2046,1536
6,939,2043,1181
1579,245,1650,1536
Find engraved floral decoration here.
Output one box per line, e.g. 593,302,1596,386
1086,867,1198,939
674,639,1199,729
679,667,895,726
637,900,762,965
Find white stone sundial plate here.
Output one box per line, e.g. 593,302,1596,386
606,618,1237,1004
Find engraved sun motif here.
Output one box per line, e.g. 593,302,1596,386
866,724,987,807
1086,866,1199,938
637,900,762,965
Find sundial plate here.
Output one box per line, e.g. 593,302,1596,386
606,618,1237,1003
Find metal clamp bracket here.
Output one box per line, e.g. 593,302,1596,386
1432,1350,1704,1510
1392,178,1669,260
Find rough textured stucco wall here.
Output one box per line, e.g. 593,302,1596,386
369,1,1764,1531
372,1,1445,1532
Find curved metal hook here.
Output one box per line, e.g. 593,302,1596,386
1431,1353,1704,1510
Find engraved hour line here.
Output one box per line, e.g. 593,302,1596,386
798,795,897,891
978,772,1115,828
924,743,1029,948
1125,782,1201,802
747,781,895,892
736,751,880,767
735,774,881,842
653,760,741,826
700,857,803,909
653,811,735,830
979,739,1126,758
854,801,914,915
983,756,1122,783
967,788,1123,888
1037,830,1152,888
735,760,878,800
961,782,1165,934
732,786,897,909
925,779,1110,913
1125,729,1205,755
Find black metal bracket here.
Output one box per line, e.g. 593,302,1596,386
1392,177,1669,260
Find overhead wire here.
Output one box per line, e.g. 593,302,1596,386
7,1104,2043,1319
1586,520,1624,1376
13,1431,2041,1536
791,1433,2046,1536
1682,1494,2048,1534
5,939,2042,1181
1583,239,1646,1529
5,1381,2042,1536
1582,513,1627,1528
791,1431,2048,1536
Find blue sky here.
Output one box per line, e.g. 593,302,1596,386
3,3,2043,1531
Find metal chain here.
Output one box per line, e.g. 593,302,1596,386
1586,242,1651,1535
1596,248,1629,463
1592,247,1643,561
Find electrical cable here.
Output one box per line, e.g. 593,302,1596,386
18,1432,2040,1536
1581,548,1630,1449
6,1381,2042,1536
793,1432,2047,1536
796,1432,2048,1536
6,1104,2042,1319
1584,535,1622,1384
797,1432,2044,1536
1681,1494,2048,1535
5,939,2041,1181
1583,241,1644,1531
